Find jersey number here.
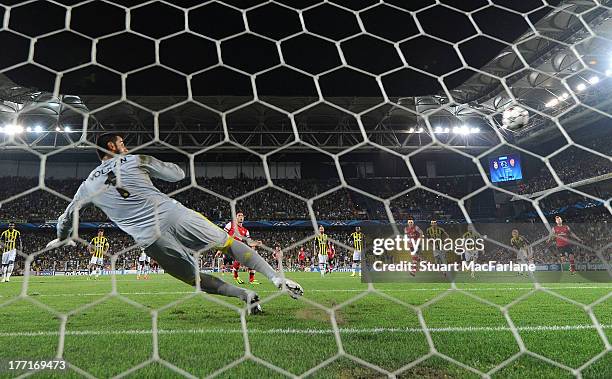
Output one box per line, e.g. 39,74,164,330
105,171,131,198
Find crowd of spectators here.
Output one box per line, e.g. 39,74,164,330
0,176,489,222
2,170,608,274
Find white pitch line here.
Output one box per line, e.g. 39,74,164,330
0,324,610,338
9,286,611,298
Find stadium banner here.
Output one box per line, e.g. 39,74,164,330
32,270,56,276
52,269,165,276
1,219,476,230
54,270,90,276
361,222,610,283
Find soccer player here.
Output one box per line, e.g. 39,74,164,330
88,229,108,280
314,225,328,277
426,220,449,266
297,247,306,271
350,226,363,277
1,222,22,282
548,215,582,275
47,133,302,314
511,229,532,276
326,242,336,274
213,250,232,275
137,247,147,280
462,226,479,278
145,254,151,279
224,212,262,285
405,217,423,276
272,245,283,271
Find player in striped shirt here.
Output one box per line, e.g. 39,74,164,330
426,220,449,265
314,225,328,277
1,223,22,282
350,227,363,277
511,229,532,276
462,226,480,278
88,229,109,279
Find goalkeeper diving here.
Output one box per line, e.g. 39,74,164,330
47,133,303,313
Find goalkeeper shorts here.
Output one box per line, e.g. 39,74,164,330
145,209,229,285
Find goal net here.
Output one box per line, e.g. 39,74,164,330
0,0,610,377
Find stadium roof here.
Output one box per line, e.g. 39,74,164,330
0,0,611,153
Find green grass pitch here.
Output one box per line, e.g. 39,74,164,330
0,272,610,378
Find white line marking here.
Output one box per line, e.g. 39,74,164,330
10,286,611,298
1,324,610,337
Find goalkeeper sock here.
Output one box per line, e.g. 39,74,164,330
199,272,249,301
6,264,13,279
228,241,279,284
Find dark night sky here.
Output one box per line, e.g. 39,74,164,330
0,0,562,98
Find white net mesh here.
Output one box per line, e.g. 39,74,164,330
0,0,610,377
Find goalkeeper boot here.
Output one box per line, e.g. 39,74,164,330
350,272,355,277
249,280,261,285
234,276,245,284
245,292,263,315
275,278,304,299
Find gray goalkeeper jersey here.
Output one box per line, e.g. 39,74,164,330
57,154,186,247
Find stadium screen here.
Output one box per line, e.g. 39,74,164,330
489,154,523,183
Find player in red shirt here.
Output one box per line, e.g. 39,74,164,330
405,217,424,276
224,212,262,284
548,215,582,275
326,242,336,274
298,247,306,271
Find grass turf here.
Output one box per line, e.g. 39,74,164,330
0,272,609,378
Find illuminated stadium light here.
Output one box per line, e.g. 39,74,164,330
444,127,450,133
418,127,424,133
606,69,612,77
588,76,599,85
470,127,480,133
545,98,559,107
453,125,471,134
34,125,43,133
64,126,71,133
576,83,587,91
558,92,569,100
26,127,32,132
4,124,24,135
408,127,415,133
55,126,61,132
434,126,443,133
